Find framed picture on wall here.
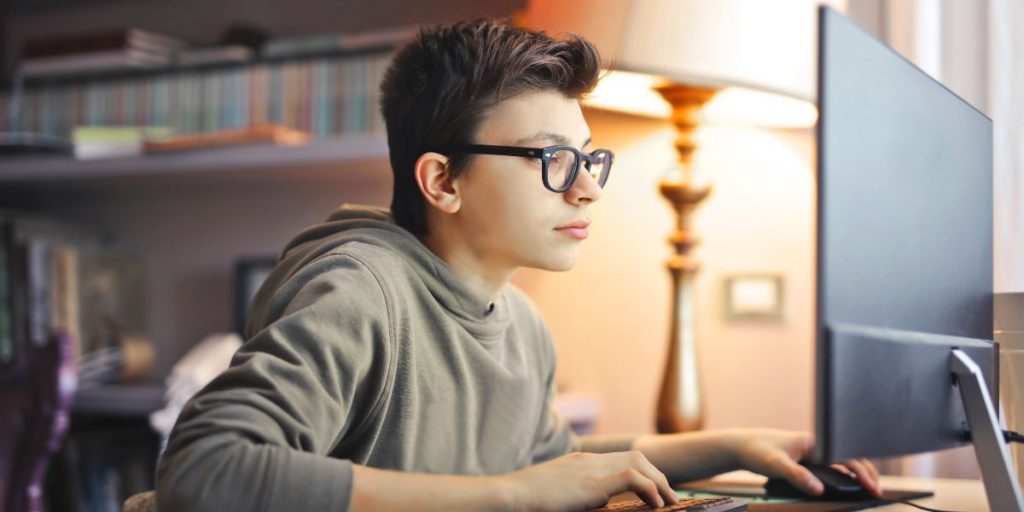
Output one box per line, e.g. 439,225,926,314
233,256,278,336
723,273,785,322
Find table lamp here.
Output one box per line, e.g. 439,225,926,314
517,0,838,433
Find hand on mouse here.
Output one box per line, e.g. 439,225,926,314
727,428,883,498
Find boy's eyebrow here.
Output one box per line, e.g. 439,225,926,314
514,131,593,149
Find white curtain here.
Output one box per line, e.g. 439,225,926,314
992,0,1024,293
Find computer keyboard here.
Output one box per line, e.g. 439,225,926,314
595,496,747,511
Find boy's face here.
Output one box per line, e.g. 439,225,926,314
451,89,603,272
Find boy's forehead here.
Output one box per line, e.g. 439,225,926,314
513,130,593,148
479,91,592,147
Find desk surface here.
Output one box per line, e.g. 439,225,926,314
867,474,986,511
703,471,988,511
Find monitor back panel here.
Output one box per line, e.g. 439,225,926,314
815,7,995,461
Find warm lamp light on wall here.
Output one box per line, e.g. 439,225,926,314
518,0,841,433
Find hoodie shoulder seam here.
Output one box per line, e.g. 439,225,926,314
314,249,399,451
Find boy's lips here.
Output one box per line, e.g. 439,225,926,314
555,219,591,240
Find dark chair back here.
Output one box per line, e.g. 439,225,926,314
0,331,77,512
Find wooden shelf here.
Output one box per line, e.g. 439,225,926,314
0,132,390,184
72,384,164,417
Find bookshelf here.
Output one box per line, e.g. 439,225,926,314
2,31,400,512
0,0,525,508
71,385,164,417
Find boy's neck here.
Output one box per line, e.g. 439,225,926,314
418,229,513,304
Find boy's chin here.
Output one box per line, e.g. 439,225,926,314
529,252,579,272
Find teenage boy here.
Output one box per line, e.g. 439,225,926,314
156,19,880,511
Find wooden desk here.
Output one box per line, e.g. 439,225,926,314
861,474,986,511
698,471,988,511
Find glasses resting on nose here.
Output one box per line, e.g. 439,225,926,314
436,144,615,193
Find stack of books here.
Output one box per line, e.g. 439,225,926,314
19,28,185,78
72,125,173,160
175,45,253,67
0,213,150,387
262,26,416,58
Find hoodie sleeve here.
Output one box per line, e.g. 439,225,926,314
156,253,393,512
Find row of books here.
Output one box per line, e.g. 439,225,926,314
0,52,392,141
0,212,147,387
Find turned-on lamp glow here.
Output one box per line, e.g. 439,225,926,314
517,0,844,433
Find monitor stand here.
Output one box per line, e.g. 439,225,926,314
951,349,1024,510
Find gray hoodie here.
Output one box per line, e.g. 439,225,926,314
155,205,633,511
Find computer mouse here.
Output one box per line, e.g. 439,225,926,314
764,463,875,501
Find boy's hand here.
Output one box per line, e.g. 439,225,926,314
729,428,882,498
504,450,679,511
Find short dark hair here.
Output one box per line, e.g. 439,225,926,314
378,18,603,235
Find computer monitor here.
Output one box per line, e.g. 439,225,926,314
814,7,1022,509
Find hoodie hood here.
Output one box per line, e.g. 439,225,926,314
244,204,512,339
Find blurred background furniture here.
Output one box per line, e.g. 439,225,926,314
0,331,76,512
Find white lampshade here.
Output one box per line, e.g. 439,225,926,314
517,0,847,127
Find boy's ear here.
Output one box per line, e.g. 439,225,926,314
414,151,462,214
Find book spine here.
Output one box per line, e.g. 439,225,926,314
25,239,52,347
70,84,82,129
333,58,346,137
152,75,167,127
250,65,266,126
300,60,312,134
39,86,53,137
237,67,250,128
7,225,26,367
186,71,199,133
0,89,8,133
54,84,70,138
30,86,41,134
49,245,81,360
0,220,12,366
268,63,282,126
342,57,365,134
202,71,217,133
138,77,149,126
282,62,296,130
369,53,388,135
113,81,125,125
311,59,327,137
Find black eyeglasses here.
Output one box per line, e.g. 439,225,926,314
437,143,615,193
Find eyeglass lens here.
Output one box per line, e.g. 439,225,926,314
547,149,610,190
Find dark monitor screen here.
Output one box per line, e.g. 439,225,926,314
814,7,996,462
